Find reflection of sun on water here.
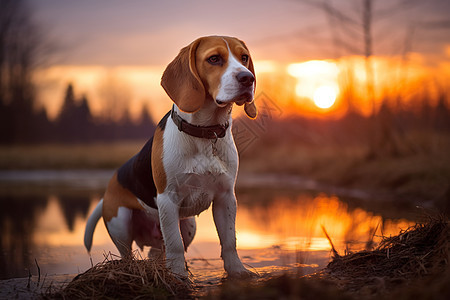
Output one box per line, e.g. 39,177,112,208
34,194,414,259
235,194,414,252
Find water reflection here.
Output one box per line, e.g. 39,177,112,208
235,194,413,253
0,195,47,279
0,184,414,280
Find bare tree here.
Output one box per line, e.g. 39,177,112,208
0,0,46,105
0,0,50,143
299,0,425,158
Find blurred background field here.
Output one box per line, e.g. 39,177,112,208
1,125,448,212
0,141,143,170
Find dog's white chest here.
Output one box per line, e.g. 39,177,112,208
161,119,238,217
174,172,228,217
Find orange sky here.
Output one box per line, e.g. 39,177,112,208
30,0,450,121
34,53,450,122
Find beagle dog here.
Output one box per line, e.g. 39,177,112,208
84,36,257,278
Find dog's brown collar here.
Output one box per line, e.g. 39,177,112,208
170,106,229,139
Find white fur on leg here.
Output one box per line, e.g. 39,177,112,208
106,207,133,257
156,192,188,277
212,191,250,276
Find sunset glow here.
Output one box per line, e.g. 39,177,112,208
287,60,340,108
313,85,338,109
16,0,448,123
34,53,450,122
34,65,168,121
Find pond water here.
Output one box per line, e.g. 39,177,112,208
0,170,417,286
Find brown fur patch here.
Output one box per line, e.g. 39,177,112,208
161,39,205,113
103,173,144,222
151,126,166,194
194,37,229,100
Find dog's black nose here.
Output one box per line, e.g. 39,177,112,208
236,71,255,87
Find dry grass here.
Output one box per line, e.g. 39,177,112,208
320,216,450,298
44,251,193,299
41,218,449,299
209,217,449,299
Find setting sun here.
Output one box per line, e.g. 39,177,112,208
313,85,338,109
287,60,340,109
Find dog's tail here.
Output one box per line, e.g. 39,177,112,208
84,198,103,253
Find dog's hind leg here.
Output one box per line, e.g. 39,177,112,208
180,217,196,251
148,246,164,259
105,207,133,257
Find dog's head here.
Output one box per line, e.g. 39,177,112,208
161,36,257,119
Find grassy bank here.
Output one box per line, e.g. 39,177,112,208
240,133,450,211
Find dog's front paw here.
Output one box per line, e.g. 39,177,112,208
225,263,258,279
227,267,258,279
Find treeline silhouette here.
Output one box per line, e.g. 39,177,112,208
0,83,156,144
0,0,155,145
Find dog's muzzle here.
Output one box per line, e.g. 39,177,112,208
236,71,254,87
216,71,255,106
216,91,253,106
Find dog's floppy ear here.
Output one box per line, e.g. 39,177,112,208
244,51,257,119
161,39,205,113
244,102,257,119
239,39,258,119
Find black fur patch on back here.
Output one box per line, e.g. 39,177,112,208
116,111,170,210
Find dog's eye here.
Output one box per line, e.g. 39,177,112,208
207,55,222,65
241,55,249,63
